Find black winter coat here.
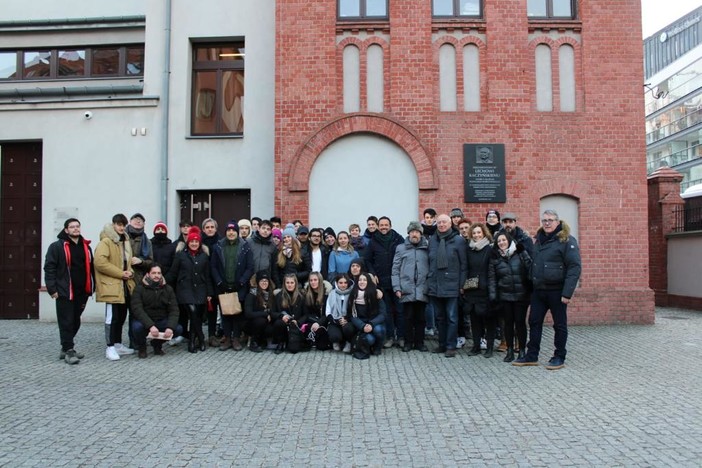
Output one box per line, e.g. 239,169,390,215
363,229,404,289
244,288,275,322
44,231,95,300
465,243,491,298
488,247,533,303
272,250,312,287
166,248,213,305
130,278,179,330
530,222,581,298
273,292,307,323
151,234,176,276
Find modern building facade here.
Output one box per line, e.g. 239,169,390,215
644,5,702,192
0,0,275,319
1,0,654,324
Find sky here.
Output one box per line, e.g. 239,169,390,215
641,0,701,38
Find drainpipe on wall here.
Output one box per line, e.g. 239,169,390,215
160,0,172,223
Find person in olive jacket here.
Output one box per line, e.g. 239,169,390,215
488,231,532,362
211,221,254,351
166,226,213,353
513,210,581,371
130,264,182,358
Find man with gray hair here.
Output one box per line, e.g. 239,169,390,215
427,214,467,357
513,209,581,370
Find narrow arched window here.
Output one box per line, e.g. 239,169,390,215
439,43,457,111
367,44,384,112
343,45,360,113
535,44,552,111
463,44,480,111
559,44,575,112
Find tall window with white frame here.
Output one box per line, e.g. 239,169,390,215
338,0,388,19
432,0,482,18
191,41,245,136
527,0,576,19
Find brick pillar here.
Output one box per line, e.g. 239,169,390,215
647,167,685,305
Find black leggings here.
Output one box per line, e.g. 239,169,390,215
501,301,528,350
185,304,206,344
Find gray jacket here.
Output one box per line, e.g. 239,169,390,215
391,236,429,303
427,230,467,298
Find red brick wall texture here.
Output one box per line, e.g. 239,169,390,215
275,0,655,324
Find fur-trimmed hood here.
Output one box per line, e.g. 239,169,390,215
100,223,126,244
536,220,572,244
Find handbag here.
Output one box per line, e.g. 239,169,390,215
218,292,242,315
286,322,305,353
463,276,479,290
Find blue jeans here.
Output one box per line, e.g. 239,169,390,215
358,324,386,348
431,296,458,350
131,318,183,348
526,289,568,360
381,288,404,340
424,301,436,330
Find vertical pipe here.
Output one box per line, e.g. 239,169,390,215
160,0,173,223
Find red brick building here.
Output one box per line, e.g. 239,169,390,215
275,0,654,324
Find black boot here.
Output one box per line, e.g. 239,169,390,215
468,346,481,356
518,348,526,360
198,332,206,352
484,344,493,358
188,338,197,353
503,348,515,363
274,343,285,355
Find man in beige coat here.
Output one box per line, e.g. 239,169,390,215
94,213,136,361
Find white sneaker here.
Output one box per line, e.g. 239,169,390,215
333,343,341,352
106,346,120,361
343,342,352,353
168,336,185,347
456,337,466,348
424,328,435,337
480,338,487,350
114,343,135,355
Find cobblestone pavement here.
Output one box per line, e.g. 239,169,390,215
0,307,700,467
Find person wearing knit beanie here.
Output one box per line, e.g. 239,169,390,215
153,222,168,235
225,220,239,233
450,208,464,228
323,227,337,248
271,228,282,247
486,209,501,237
186,226,202,244
407,221,424,234
282,224,296,239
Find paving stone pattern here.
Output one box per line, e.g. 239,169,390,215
0,307,700,467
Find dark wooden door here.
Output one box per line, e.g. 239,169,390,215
0,142,42,319
178,190,251,235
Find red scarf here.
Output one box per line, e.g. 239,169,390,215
63,239,93,299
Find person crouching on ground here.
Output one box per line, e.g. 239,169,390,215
130,264,182,358
348,273,386,359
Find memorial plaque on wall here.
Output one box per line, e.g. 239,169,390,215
463,144,506,203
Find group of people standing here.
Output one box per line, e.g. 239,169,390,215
44,207,580,369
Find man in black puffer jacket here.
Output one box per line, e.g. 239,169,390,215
131,264,182,358
363,216,405,348
513,209,581,371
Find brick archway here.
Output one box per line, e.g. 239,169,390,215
287,113,438,191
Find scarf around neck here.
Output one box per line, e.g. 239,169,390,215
469,237,490,251
436,229,453,270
